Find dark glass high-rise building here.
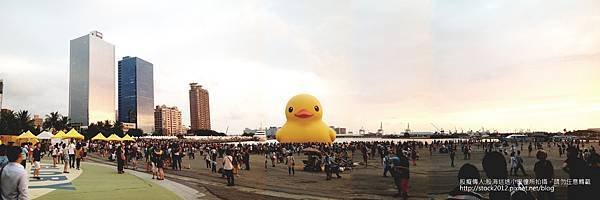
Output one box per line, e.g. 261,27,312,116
118,56,154,133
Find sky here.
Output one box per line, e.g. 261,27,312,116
0,0,599,134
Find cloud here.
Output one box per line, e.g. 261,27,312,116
0,0,599,133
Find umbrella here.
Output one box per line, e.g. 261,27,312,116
17,131,39,143
302,147,321,155
64,128,85,140
121,134,135,141
37,131,54,140
91,133,108,141
52,130,66,139
106,134,122,142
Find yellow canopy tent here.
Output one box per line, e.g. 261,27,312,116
64,128,85,140
106,134,122,142
121,134,135,141
52,130,66,139
17,131,39,144
91,133,108,141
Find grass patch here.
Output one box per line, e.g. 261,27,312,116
36,163,181,200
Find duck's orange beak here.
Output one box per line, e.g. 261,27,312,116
294,109,313,118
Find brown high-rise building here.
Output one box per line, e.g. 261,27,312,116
154,105,182,136
189,83,211,130
32,115,43,129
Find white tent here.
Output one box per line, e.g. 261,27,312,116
37,131,54,140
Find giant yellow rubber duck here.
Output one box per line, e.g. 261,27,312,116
276,94,336,143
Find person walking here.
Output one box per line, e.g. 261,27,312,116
324,152,333,180
510,152,518,176
223,151,235,186
1,146,30,200
286,153,295,175
31,144,41,180
516,150,528,176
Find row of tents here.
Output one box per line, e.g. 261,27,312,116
1,128,135,145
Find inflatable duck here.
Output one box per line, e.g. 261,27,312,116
276,94,336,143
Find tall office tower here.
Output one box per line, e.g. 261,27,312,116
154,105,182,136
0,79,3,110
68,31,115,126
189,83,211,130
118,56,154,133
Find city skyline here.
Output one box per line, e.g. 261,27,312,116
1,1,599,134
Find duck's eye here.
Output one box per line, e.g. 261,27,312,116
288,107,293,113
314,106,320,112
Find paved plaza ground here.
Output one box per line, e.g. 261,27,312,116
27,159,185,200
81,142,599,200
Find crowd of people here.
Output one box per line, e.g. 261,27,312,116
1,137,599,200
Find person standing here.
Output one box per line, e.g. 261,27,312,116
204,150,210,169
243,151,250,170
1,146,29,200
391,151,410,200
286,153,295,175
31,144,41,180
19,144,28,169
449,149,456,167
51,145,58,167
75,146,83,170
61,143,69,174
563,147,590,200
533,150,555,200
116,144,125,174
68,141,76,169
223,151,234,186
0,145,9,168
152,146,165,180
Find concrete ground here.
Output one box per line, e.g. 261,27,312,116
87,141,599,200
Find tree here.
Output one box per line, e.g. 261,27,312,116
57,116,70,131
0,110,18,135
152,130,163,136
84,122,100,139
43,111,61,131
241,132,255,137
15,110,34,133
187,129,226,136
112,121,124,136
126,128,143,137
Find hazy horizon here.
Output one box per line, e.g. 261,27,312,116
1,0,599,134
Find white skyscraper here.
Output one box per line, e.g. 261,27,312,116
68,31,115,126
